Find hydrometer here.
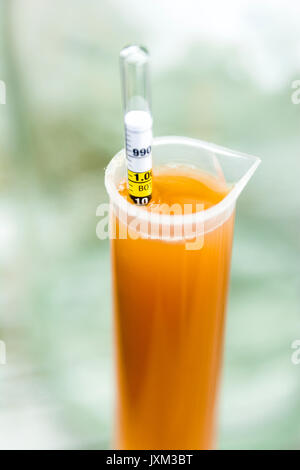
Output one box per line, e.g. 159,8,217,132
120,45,152,205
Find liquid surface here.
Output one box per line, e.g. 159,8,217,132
112,166,234,450
118,165,229,212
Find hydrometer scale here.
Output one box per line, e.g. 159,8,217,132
120,45,153,205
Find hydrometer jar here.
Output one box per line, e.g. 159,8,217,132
105,136,260,450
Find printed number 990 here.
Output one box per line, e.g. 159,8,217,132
133,146,151,157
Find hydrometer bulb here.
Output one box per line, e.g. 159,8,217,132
120,45,153,205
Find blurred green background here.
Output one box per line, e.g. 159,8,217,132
0,0,300,449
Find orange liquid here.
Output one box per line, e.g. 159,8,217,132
111,167,234,450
